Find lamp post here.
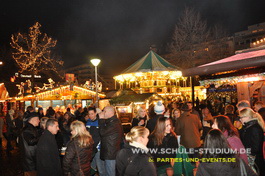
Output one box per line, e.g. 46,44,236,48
90,58,101,107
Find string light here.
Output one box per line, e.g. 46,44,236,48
10,22,64,78
200,73,265,87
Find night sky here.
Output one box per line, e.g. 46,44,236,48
1,0,265,76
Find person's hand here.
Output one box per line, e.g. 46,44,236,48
138,119,145,126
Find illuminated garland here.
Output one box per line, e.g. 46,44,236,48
200,73,265,87
114,71,185,88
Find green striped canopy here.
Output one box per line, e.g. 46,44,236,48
121,50,181,74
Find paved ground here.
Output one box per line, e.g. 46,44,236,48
0,140,23,176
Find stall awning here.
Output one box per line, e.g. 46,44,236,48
183,48,265,77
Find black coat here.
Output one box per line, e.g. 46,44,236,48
99,115,123,160
197,159,257,176
147,133,178,168
116,143,156,176
37,130,62,176
146,115,163,134
131,116,147,128
240,119,265,175
19,123,40,171
63,138,93,176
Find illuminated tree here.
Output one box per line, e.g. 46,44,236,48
10,22,64,78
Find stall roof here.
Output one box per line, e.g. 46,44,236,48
183,48,265,77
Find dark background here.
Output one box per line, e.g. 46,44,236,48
1,0,265,76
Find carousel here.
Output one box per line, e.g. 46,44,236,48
113,50,206,101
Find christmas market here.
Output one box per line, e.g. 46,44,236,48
1,2,265,176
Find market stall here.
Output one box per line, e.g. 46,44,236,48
183,46,265,107
110,89,163,124
16,85,106,109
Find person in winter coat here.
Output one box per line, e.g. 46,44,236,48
239,108,265,175
37,107,44,119
171,108,181,129
37,119,62,176
146,101,165,133
196,129,257,176
131,108,149,128
63,120,94,176
116,126,156,176
86,107,105,176
59,112,74,146
175,103,202,149
19,112,40,176
212,115,248,164
148,117,178,175
99,106,123,176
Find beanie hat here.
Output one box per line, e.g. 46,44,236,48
154,101,165,114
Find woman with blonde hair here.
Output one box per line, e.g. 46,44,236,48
131,108,149,127
116,126,156,176
171,108,181,127
63,120,94,176
239,107,265,175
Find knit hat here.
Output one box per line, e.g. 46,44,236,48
154,101,165,114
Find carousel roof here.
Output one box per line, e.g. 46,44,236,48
121,50,181,74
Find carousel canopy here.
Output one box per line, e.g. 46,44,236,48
121,50,181,74
114,50,183,85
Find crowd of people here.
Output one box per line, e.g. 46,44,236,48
0,99,264,176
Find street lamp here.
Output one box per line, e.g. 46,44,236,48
0,61,3,65
90,58,101,107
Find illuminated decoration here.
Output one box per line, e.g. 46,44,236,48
16,85,106,101
0,83,10,100
114,50,186,96
251,37,265,48
10,22,64,78
199,73,265,87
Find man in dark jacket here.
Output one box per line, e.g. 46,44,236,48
99,106,123,176
19,112,40,176
86,107,105,175
37,119,62,176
